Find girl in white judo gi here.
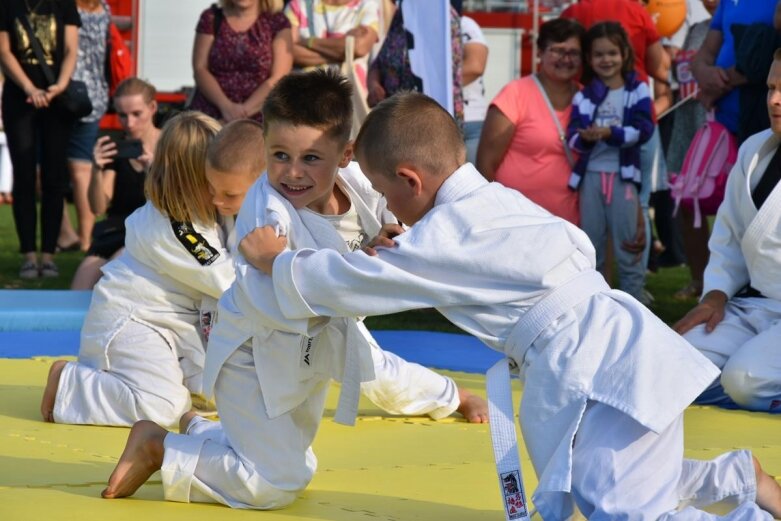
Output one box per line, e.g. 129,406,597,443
40,112,231,428
101,74,487,508
42,108,482,430
234,93,781,520
674,50,781,414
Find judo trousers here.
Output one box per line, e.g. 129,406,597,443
685,297,781,412
54,319,191,428
161,340,460,508
571,402,770,520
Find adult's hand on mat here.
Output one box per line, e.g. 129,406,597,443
673,290,728,335
363,223,404,256
239,225,287,275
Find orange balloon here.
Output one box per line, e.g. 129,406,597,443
646,0,687,38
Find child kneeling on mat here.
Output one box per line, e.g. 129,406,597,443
101,70,487,508
235,92,781,520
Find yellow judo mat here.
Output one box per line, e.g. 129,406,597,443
2,357,780,521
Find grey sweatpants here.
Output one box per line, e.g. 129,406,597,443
579,171,645,301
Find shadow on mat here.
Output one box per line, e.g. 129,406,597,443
0,452,499,520
0,455,117,490
0,383,51,421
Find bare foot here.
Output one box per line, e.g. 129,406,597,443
40,360,68,422
102,420,167,499
754,455,781,518
179,410,198,434
456,388,489,423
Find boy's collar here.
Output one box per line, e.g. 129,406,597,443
434,163,488,206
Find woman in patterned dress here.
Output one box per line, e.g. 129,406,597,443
190,0,292,124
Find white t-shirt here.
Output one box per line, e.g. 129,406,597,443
461,16,488,123
587,86,624,173
304,197,367,252
285,0,380,88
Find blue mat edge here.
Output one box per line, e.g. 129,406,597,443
0,329,501,374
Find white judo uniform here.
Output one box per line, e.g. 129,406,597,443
54,202,236,428
159,164,459,509
265,164,772,520
684,129,781,412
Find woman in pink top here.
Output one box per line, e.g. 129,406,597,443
476,18,585,225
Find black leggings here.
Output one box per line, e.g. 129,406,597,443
2,84,73,254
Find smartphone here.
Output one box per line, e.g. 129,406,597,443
114,139,143,159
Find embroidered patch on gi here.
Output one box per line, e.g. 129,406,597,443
300,336,314,367
171,220,220,266
500,470,528,520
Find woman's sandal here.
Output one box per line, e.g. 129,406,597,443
19,261,39,279
40,261,59,278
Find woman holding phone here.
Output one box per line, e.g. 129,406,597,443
70,77,160,289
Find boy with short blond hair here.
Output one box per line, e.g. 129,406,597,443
239,92,781,520
102,71,486,509
206,118,265,176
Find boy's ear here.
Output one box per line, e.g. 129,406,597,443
339,141,354,168
395,166,424,196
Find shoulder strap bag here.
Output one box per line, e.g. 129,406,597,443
532,74,575,168
19,14,93,119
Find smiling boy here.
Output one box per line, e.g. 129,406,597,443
101,71,486,509
239,92,781,520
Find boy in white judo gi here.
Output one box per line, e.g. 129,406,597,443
236,92,781,520
101,71,487,508
40,112,233,429
674,49,781,414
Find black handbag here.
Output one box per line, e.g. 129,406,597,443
19,14,93,119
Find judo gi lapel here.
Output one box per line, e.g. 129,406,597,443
267,174,377,426
743,133,781,299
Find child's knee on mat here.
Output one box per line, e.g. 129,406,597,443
721,363,776,411
241,483,299,510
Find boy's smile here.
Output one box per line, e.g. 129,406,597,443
265,122,352,215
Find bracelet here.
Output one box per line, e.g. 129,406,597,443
306,36,315,49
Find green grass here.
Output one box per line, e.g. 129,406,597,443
0,203,698,329
0,204,85,289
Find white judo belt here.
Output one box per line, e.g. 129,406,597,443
334,322,365,426
486,271,609,521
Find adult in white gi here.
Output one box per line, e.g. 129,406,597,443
674,56,781,413
142,165,462,508
51,200,236,428
238,89,781,519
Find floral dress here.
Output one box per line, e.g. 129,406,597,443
190,7,290,123
369,2,463,124
73,0,110,122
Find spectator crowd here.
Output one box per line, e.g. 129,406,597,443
3,0,781,519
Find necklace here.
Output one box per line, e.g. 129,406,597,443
24,0,44,14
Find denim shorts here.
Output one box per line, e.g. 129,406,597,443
67,120,100,162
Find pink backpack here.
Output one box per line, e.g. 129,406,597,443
669,115,737,228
